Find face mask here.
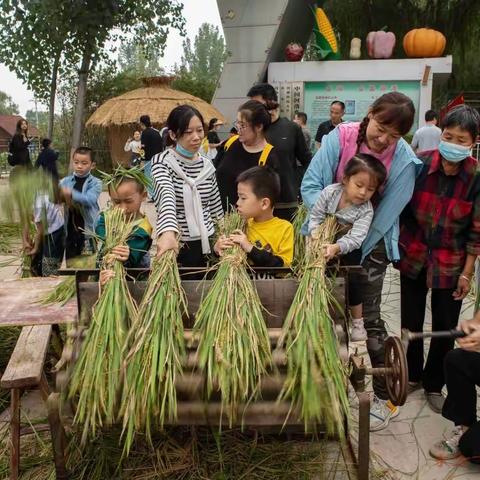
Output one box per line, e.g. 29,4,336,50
74,170,91,178
438,140,472,163
175,142,196,158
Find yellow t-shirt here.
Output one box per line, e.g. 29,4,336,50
246,217,294,267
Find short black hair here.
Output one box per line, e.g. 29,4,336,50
230,126,238,134
41,138,51,149
208,118,218,130
247,83,278,102
73,146,94,162
236,166,280,207
295,112,308,124
441,105,480,143
139,115,151,127
425,110,438,122
343,153,387,189
331,100,345,111
108,176,145,194
166,105,205,146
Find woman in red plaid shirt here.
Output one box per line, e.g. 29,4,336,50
398,105,480,413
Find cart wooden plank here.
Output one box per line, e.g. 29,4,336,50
0,278,77,327
1,325,52,388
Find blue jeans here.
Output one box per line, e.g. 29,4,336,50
143,160,154,199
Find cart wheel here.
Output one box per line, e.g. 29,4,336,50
384,336,408,406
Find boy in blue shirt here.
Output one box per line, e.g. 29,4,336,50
60,147,102,262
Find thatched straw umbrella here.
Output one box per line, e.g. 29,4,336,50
86,77,226,165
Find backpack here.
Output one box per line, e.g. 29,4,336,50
212,135,273,169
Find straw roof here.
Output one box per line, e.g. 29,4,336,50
86,77,225,128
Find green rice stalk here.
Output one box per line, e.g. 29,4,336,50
193,211,272,427
120,250,186,456
0,222,21,254
40,255,96,306
277,216,350,435
291,203,308,273
68,208,141,444
98,164,152,191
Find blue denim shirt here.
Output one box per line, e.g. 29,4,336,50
301,127,423,262
60,173,102,235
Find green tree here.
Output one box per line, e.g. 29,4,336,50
172,23,228,102
0,91,19,115
0,0,78,138
118,39,163,77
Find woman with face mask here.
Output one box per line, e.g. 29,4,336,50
398,104,480,414
151,105,224,268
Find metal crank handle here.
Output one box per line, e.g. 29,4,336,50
402,328,467,342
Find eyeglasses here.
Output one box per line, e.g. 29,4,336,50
233,120,249,131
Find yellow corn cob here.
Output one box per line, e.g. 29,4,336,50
315,7,338,53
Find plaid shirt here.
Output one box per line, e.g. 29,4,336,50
398,150,480,288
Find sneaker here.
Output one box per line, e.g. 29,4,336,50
408,381,422,394
350,318,367,341
369,395,400,431
426,392,445,414
429,426,465,460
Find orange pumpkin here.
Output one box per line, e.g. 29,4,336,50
403,28,446,58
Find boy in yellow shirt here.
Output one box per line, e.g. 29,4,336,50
214,166,293,267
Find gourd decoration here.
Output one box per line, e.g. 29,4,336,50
403,28,446,58
366,30,396,58
349,38,361,59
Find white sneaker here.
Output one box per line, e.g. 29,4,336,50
350,318,367,341
369,395,400,431
429,426,466,460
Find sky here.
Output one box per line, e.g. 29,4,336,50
0,0,223,116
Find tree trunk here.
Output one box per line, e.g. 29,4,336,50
47,52,61,140
69,49,92,170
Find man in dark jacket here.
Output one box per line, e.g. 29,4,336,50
139,114,163,200
35,138,59,180
247,83,312,220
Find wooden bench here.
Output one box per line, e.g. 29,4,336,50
0,325,52,480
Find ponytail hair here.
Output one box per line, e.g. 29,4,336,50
356,92,415,150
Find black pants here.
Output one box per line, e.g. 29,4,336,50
177,240,210,280
443,348,480,464
41,226,65,276
400,270,462,393
358,242,390,399
342,248,362,307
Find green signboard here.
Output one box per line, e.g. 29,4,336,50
304,81,420,140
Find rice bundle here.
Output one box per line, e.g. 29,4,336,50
120,250,186,456
40,255,96,306
3,169,53,277
193,211,272,426
68,208,140,443
291,203,308,273
0,222,21,254
277,215,349,435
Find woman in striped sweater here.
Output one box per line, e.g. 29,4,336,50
151,105,224,268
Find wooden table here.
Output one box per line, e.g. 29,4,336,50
0,277,77,327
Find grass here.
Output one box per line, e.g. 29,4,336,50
277,216,350,436
193,211,272,427
120,251,187,456
68,208,141,444
291,203,308,274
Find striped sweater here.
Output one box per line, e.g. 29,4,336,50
151,148,224,240
308,183,373,254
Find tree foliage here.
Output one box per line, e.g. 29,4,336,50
118,39,163,77
0,91,19,115
172,23,228,102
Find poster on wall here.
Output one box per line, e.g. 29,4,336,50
304,81,420,140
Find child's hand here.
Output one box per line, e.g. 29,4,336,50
99,269,115,286
230,230,253,253
112,245,130,263
214,235,234,256
323,243,341,261
25,246,38,257
61,187,72,204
